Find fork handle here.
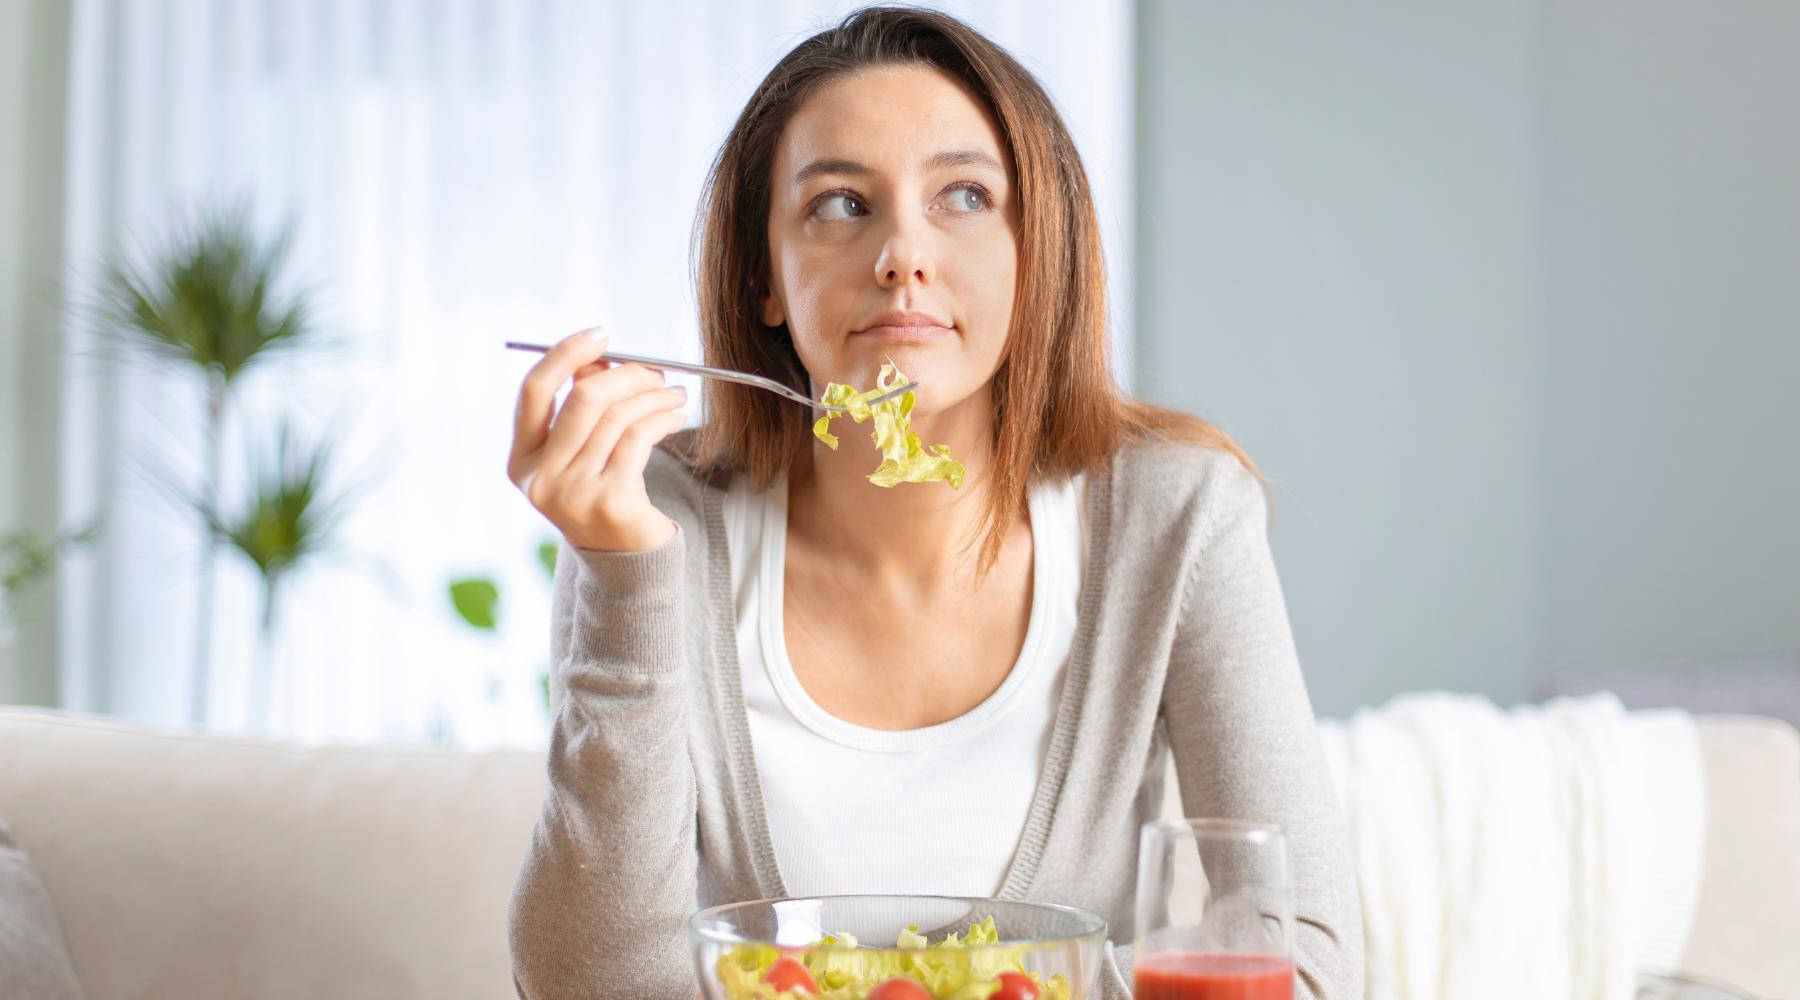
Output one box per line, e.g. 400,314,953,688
502,341,815,406
502,340,914,411
599,351,805,400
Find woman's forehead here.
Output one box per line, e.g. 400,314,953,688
775,65,1010,179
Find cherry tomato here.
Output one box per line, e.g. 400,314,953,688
762,956,819,994
989,971,1042,1000
865,977,932,1000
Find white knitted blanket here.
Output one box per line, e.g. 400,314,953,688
1317,692,1705,1000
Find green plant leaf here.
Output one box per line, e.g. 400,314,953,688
449,577,499,631
4,522,101,600
100,204,316,387
206,420,348,588
537,539,558,579
1,535,51,597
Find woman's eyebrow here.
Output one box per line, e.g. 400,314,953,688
792,158,871,185
791,149,1004,186
924,149,1003,173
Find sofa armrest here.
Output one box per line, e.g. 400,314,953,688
1681,715,1800,999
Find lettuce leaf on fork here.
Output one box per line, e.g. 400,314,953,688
812,363,966,489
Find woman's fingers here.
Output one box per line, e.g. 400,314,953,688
602,406,691,488
508,327,608,478
505,332,687,553
563,383,688,481
535,363,665,480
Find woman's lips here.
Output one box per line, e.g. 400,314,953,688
852,324,954,343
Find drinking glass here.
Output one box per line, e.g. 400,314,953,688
1133,819,1295,1000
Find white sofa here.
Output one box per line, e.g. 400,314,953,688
1,707,1796,999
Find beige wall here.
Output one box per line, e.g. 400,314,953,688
0,0,72,706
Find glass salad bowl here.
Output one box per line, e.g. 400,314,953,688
689,895,1109,1000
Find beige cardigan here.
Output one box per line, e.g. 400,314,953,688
508,432,1363,999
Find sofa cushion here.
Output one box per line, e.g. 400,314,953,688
0,709,544,1000
0,819,86,1000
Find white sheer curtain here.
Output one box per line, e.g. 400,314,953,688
57,0,1134,747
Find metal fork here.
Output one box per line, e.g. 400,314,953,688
503,341,915,413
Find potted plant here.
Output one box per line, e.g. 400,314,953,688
98,205,332,727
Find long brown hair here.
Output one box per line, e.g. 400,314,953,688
694,5,1256,569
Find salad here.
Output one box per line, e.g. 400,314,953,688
714,914,1068,1000
812,364,966,489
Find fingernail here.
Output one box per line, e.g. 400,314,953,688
674,385,689,399
579,326,606,342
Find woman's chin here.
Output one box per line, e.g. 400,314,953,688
809,349,977,412
900,381,989,423
841,338,936,373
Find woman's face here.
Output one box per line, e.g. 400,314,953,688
762,64,1020,416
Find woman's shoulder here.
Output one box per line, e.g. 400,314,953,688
1092,438,1273,584
1107,436,1265,520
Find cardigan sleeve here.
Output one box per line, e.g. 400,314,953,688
1160,468,1366,999
507,532,700,1000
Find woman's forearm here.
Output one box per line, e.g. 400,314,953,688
509,538,699,1000
1163,474,1366,1000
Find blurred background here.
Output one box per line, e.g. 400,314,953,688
1,0,1794,748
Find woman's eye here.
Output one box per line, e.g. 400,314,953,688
814,193,865,220
942,185,990,213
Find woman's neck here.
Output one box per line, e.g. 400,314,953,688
786,387,1005,588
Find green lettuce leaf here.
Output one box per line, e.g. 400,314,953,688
812,364,966,490
712,915,1071,1000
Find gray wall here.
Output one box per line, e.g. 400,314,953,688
1136,1,1799,717
1540,2,1800,678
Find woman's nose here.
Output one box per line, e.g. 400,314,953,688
873,221,934,288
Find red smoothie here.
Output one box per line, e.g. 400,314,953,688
1134,951,1295,1000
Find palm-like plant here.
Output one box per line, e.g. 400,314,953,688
99,206,317,726
203,420,351,733
1,523,100,643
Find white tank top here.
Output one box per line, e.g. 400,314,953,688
724,471,1086,898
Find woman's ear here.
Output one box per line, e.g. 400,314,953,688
759,285,786,327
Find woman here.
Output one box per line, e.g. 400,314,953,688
505,8,1362,999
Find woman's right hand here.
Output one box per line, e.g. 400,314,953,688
507,327,690,552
